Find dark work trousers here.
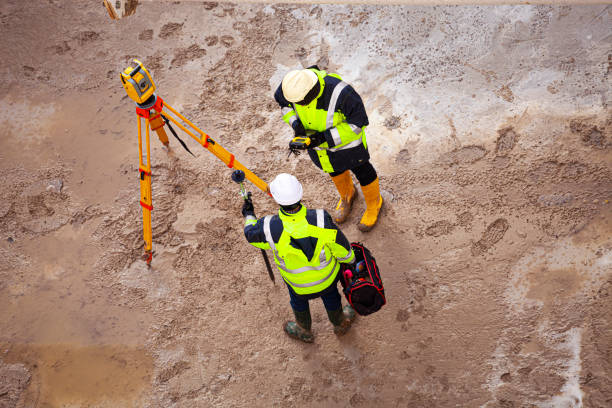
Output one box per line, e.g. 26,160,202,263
330,160,377,186
287,275,342,312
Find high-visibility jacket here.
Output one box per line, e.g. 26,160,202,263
274,67,370,174
244,205,355,295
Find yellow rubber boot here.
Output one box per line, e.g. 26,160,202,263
330,171,356,224
358,177,383,232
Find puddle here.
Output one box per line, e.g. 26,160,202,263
1,222,151,345
2,344,153,407
526,267,584,312
0,221,154,405
505,212,611,314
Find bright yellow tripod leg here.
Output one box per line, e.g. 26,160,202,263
137,117,153,261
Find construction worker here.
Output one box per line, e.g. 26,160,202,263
242,173,356,343
274,66,383,231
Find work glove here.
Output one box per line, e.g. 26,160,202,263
308,131,326,148
293,121,306,137
241,192,255,217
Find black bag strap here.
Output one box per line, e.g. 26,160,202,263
163,116,195,156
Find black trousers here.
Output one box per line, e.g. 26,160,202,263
330,160,377,186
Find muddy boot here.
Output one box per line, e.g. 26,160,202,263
284,309,314,343
327,305,356,336
357,177,383,232
330,171,356,224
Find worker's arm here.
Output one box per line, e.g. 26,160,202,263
274,84,306,136
322,210,355,264
319,83,369,148
244,216,271,250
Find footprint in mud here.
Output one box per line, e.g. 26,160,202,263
395,149,411,164
171,44,206,68
23,66,35,78
471,218,509,256
27,194,55,217
440,145,486,166
138,29,153,41
202,2,218,10
425,220,455,237
309,6,323,18
527,161,561,182
156,361,190,383
159,22,183,39
75,31,100,46
241,113,267,130
396,309,410,322
205,35,218,46
496,127,518,155
144,53,164,71
220,35,235,48
384,115,401,130
457,211,474,230
569,119,609,149
51,41,71,55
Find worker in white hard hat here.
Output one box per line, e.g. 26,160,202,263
242,173,356,343
274,65,383,232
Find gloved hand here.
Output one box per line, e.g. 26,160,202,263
293,121,306,137
241,192,255,217
308,132,326,147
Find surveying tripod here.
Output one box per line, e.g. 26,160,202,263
120,59,270,265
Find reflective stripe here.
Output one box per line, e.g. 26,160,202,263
263,216,276,253
314,138,363,152
337,249,354,262
315,209,327,264
330,127,342,146
284,260,338,288
281,107,293,116
264,216,288,271
326,81,348,129
288,116,297,126
349,123,362,135
277,256,334,275
244,215,257,226
316,209,324,228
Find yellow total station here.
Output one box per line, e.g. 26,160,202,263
120,59,270,265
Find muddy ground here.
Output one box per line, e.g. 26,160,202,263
0,1,611,407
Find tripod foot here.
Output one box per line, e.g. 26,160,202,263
144,251,153,266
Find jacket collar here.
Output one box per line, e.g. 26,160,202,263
279,204,307,222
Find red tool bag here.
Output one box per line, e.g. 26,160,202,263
340,242,386,316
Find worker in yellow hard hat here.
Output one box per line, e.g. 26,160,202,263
274,66,383,232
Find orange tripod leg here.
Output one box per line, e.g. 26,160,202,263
150,112,169,146
137,117,153,263
160,103,271,195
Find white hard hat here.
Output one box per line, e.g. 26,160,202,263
269,173,303,206
282,69,318,103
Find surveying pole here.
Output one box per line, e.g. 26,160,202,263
120,59,270,264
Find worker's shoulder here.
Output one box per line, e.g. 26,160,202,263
322,73,344,89
305,208,333,227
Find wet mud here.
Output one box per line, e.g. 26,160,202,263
1,1,610,407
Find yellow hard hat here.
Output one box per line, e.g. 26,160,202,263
282,69,318,103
